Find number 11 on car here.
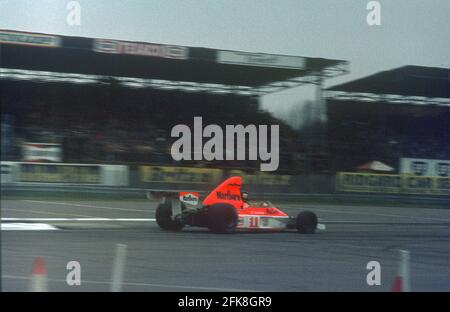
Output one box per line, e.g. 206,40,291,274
249,216,259,228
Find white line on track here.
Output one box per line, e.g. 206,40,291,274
2,208,98,218
311,207,450,222
2,218,155,222
1,223,58,230
12,200,450,222
22,200,151,213
1,275,257,292
320,220,450,225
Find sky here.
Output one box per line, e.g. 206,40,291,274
1,0,449,120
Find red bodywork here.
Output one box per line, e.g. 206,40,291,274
202,176,288,229
154,176,317,233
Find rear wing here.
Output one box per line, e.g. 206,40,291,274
146,176,244,208
146,189,202,206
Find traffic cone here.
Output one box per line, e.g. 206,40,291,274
391,276,403,292
29,258,48,292
391,250,410,292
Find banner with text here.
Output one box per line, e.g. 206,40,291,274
22,142,62,162
0,30,61,47
93,39,188,60
140,166,223,184
19,163,101,184
217,50,305,69
227,170,292,185
400,158,450,177
337,172,450,196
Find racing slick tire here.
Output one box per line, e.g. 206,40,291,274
207,203,238,234
155,201,184,231
296,211,318,234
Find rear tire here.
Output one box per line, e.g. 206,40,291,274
155,201,184,231
296,211,317,234
207,203,238,234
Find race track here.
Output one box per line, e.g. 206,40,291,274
2,199,450,291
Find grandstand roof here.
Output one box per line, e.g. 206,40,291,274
0,29,348,96
327,66,450,105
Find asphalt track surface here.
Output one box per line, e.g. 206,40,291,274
1,199,450,291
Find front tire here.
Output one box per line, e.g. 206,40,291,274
207,203,238,234
296,211,318,234
155,201,184,231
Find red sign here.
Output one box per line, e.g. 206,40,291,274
94,39,188,59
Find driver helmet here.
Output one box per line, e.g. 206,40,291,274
241,191,249,201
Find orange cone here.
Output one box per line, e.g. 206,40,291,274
29,258,48,292
391,250,410,292
391,276,403,292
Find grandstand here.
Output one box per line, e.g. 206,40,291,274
327,65,450,173
0,29,348,174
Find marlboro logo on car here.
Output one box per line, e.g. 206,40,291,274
179,192,199,205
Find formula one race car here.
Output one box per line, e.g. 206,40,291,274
150,176,319,234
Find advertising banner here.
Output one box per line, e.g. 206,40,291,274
93,39,188,59
337,172,450,196
140,166,223,184
0,30,61,47
228,170,292,185
400,158,450,177
19,163,101,184
22,143,62,162
217,50,305,69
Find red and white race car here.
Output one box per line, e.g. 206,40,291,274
151,176,320,234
